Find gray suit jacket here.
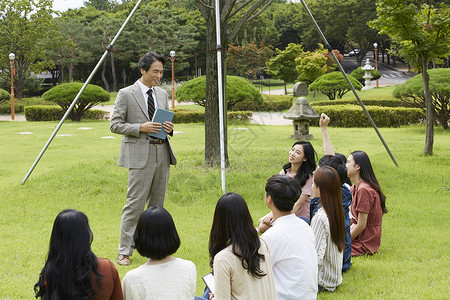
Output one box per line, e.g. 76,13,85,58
110,80,177,168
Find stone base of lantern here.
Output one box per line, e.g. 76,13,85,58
290,134,314,140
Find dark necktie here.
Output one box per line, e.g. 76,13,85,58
147,88,155,120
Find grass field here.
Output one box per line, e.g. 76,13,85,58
0,120,448,298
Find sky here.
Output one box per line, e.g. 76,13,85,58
53,0,85,12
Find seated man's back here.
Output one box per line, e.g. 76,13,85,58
262,214,318,300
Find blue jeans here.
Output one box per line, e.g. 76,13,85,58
194,287,211,300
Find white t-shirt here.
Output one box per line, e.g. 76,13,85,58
122,257,196,300
261,214,318,300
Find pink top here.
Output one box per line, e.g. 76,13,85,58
350,180,383,256
279,169,313,219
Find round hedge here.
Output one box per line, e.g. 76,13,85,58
42,82,110,105
175,75,263,110
309,72,362,100
0,88,11,105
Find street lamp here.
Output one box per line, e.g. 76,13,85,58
9,53,15,120
373,43,378,88
170,50,175,109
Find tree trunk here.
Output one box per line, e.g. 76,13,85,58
68,63,74,82
110,52,117,91
422,58,434,155
204,8,228,167
101,59,110,92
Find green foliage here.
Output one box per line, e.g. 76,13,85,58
0,88,10,105
371,1,450,71
175,76,263,110
42,82,110,121
233,94,293,112
309,72,362,100
350,67,382,85
0,97,56,114
311,105,425,127
172,109,252,123
24,105,109,121
295,45,344,84
266,43,303,84
0,0,63,98
393,68,450,129
312,98,410,108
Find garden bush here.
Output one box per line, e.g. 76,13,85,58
232,94,293,111
0,88,11,106
393,68,449,129
175,75,263,110
42,82,110,121
350,67,381,85
310,105,425,127
309,72,362,100
25,105,109,121
312,98,411,108
0,97,56,114
172,109,252,123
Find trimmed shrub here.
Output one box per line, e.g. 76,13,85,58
393,68,449,129
175,75,263,110
0,88,11,106
310,105,425,127
233,94,293,111
172,109,252,123
312,99,411,108
0,97,56,114
42,82,110,121
309,72,362,100
350,67,381,85
25,105,108,121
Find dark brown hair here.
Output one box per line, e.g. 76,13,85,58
314,166,345,251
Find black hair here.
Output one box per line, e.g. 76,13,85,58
282,141,317,188
209,192,266,279
265,174,302,212
318,155,349,186
351,151,387,214
138,51,166,72
134,206,181,260
34,209,102,299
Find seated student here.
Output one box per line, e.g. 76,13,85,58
347,151,387,256
34,209,123,300
261,175,318,300
122,206,196,300
206,192,277,300
311,166,346,292
319,113,387,256
258,141,317,231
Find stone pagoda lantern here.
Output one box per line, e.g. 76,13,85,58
361,58,374,90
283,97,319,140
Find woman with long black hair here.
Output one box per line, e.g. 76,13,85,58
259,141,317,231
208,192,276,300
34,209,123,300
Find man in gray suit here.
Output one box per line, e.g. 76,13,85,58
110,52,176,266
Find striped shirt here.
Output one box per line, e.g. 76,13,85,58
311,208,343,291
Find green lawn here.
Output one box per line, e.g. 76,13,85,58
0,121,448,298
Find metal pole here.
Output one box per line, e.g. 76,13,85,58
300,0,398,167
22,0,145,184
375,47,379,87
171,57,175,109
215,0,226,193
10,58,14,121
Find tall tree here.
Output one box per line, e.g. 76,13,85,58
196,0,277,166
371,0,450,155
0,0,62,99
